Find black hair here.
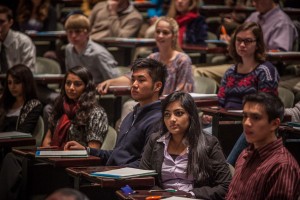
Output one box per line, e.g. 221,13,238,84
131,58,167,96
0,5,13,21
243,92,284,122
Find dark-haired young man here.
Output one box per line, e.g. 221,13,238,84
65,58,167,167
226,92,300,200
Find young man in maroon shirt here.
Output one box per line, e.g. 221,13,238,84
226,92,300,200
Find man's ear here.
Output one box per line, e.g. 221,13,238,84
154,81,162,92
8,19,13,28
271,118,281,132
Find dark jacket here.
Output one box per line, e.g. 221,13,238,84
185,15,208,45
140,132,232,200
90,100,161,167
0,99,42,133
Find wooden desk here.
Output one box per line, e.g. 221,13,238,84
181,44,228,63
266,51,300,63
66,166,155,189
26,31,67,42
200,107,243,156
0,74,65,85
97,38,156,66
278,125,300,165
66,166,155,199
12,148,102,198
116,189,192,200
200,5,300,20
0,138,36,148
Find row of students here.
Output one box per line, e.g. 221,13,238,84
0,60,299,199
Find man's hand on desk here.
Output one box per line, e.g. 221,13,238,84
97,80,114,94
64,141,86,150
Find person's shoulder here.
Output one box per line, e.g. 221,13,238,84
90,105,107,115
93,1,107,10
203,133,219,146
257,61,277,71
174,51,192,63
26,99,42,107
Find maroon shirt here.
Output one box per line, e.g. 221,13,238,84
226,138,300,200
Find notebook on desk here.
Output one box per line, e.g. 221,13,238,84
90,167,157,179
0,131,32,139
35,150,88,158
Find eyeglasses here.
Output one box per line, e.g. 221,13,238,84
65,80,84,87
66,29,87,35
236,38,256,45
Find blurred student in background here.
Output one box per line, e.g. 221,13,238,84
0,64,42,161
16,0,57,32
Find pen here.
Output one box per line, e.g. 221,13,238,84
221,25,227,35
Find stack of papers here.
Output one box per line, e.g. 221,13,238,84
287,122,300,130
90,167,157,179
35,150,88,158
0,131,32,139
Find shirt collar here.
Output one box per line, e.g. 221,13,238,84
3,29,14,47
259,5,280,21
243,138,283,162
119,2,134,14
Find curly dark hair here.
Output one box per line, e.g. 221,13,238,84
229,22,266,64
161,91,212,182
51,66,97,126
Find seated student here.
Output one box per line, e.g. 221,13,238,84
226,92,300,200
64,58,167,167
202,22,279,124
0,64,42,160
64,14,119,85
0,5,36,72
0,66,109,200
140,91,232,200
89,0,143,41
0,64,42,133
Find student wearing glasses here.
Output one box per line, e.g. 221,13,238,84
213,22,279,166
217,22,279,109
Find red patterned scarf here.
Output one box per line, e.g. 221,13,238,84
50,100,79,148
176,11,199,45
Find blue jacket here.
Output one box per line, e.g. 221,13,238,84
90,101,161,167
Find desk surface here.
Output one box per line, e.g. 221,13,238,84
116,189,192,200
66,166,155,188
97,37,156,48
0,137,36,147
0,74,65,84
12,148,102,167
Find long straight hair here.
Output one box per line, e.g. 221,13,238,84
161,91,212,182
